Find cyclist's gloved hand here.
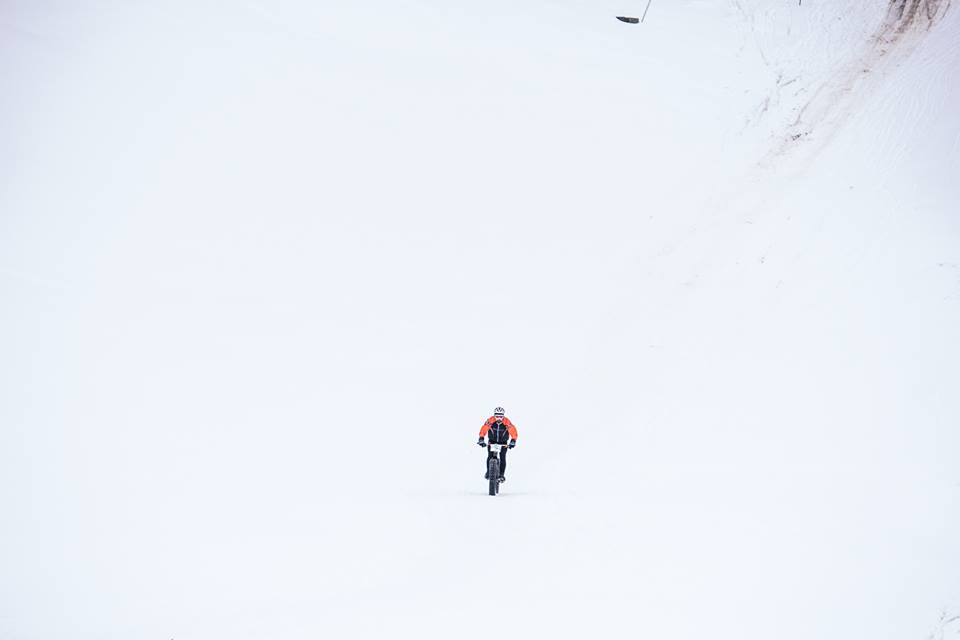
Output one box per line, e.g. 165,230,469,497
508,439,517,449
477,437,486,447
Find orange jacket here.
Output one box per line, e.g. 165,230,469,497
479,416,518,442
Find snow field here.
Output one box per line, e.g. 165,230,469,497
1,1,959,638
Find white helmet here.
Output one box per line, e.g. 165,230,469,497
493,407,505,417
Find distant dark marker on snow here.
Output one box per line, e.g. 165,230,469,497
620,0,655,23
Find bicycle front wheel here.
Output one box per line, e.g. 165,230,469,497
488,457,500,496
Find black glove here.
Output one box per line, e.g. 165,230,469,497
508,439,516,449
477,437,486,447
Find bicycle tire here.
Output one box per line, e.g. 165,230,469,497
488,457,499,496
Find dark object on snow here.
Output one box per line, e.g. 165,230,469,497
616,16,639,23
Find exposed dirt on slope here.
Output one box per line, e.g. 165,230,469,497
883,0,951,35
764,0,951,166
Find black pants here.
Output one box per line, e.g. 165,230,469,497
486,446,507,478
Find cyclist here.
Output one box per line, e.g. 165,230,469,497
477,407,518,482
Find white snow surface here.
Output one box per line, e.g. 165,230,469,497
2,1,959,638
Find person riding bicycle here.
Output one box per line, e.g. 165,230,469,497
477,407,518,482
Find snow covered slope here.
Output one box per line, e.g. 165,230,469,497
2,1,958,639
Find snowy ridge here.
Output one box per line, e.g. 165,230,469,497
777,0,951,161
724,0,955,170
